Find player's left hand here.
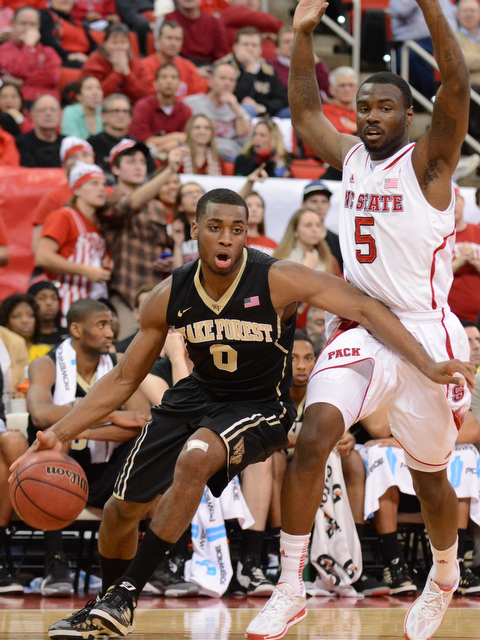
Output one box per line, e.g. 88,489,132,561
424,359,476,391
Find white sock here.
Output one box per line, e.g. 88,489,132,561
431,539,458,589
278,531,310,595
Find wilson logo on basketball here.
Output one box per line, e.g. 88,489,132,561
45,465,88,492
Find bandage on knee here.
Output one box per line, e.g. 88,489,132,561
187,439,209,453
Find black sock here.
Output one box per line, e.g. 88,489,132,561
114,528,175,601
171,529,190,558
458,528,467,559
269,527,281,556
355,523,364,541
99,556,134,597
240,529,265,563
44,530,64,556
378,532,402,566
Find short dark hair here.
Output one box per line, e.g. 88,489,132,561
196,188,248,221
158,20,183,36
66,298,111,329
155,62,181,80
235,26,262,43
460,319,478,329
293,329,313,346
358,71,413,110
103,22,129,42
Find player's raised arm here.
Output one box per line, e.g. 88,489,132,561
11,281,172,470
270,261,476,389
413,0,470,190
289,0,358,170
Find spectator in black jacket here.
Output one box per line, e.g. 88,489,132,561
115,0,155,56
15,94,64,168
217,27,289,118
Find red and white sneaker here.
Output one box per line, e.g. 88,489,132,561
404,564,459,640
245,583,306,640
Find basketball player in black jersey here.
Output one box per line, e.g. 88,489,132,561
12,188,474,639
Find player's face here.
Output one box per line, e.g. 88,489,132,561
291,339,315,388
193,203,248,277
34,289,60,323
79,311,114,354
465,326,480,368
356,83,412,160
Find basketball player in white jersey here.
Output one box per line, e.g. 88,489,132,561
246,2,474,640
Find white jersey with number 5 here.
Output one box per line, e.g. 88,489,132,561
340,142,455,314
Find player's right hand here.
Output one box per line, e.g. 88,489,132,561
9,430,61,478
424,359,476,391
293,0,330,33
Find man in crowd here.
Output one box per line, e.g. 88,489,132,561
183,62,251,161
0,6,61,102
16,94,64,168
142,20,208,96
302,180,342,270
129,62,192,157
27,298,149,597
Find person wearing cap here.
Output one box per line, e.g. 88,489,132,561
27,281,67,348
448,186,480,323
31,136,96,253
129,62,192,157
96,139,185,340
34,161,111,319
302,180,342,272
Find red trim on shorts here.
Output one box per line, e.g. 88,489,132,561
323,318,360,349
394,435,452,467
309,357,374,424
430,230,455,309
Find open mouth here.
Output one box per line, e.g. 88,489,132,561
365,128,382,140
215,251,231,269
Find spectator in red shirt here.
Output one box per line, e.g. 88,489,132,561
81,23,151,105
32,136,96,252
39,0,97,68
0,6,61,102
268,25,331,102
142,20,208,97
71,0,120,26
220,0,283,55
129,62,192,157
164,0,230,68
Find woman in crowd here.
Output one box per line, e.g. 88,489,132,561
179,114,224,176
274,207,340,327
154,170,181,226
238,164,277,256
0,294,51,362
26,281,66,348
171,181,205,268
80,23,150,104
39,0,97,68
34,161,111,319
0,83,33,135
234,119,291,178
61,76,103,138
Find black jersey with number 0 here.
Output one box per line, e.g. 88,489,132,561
166,247,296,403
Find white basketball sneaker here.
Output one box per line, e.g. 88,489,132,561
245,582,306,640
404,564,459,640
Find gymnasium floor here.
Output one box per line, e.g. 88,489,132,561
1,593,479,639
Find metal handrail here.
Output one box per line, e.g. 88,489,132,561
399,39,480,155
321,0,362,79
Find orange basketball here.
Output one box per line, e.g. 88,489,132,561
9,450,89,531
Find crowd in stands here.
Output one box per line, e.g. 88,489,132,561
1,0,480,605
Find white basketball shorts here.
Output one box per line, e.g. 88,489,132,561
305,310,471,472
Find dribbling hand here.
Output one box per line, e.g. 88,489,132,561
424,359,476,391
9,430,61,479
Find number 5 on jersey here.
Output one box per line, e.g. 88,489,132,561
355,216,377,263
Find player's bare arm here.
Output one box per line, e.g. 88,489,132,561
289,0,358,169
11,281,173,471
413,0,470,206
269,260,476,389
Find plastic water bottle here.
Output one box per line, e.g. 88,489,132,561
273,161,287,177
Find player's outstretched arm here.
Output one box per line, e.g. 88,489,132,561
289,0,358,170
414,0,470,190
270,261,476,389
10,281,172,473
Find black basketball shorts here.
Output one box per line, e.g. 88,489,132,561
113,376,295,502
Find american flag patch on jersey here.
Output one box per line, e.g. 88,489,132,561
244,295,260,308
384,177,399,189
